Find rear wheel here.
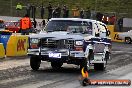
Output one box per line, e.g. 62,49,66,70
125,37,131,44
30,56,41,71
105,52,110,64
94,63,106,71
51,62,63,69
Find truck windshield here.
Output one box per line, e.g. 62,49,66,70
45,20,92,34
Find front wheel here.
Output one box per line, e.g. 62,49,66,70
125,37,131,44
30,56,41,71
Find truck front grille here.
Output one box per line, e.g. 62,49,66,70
42,38,74,49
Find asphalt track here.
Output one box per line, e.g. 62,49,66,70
0,42,132,88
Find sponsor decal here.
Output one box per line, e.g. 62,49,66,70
17,39,26,51
114,34,122,40
79,68,131,86
1,35,7,38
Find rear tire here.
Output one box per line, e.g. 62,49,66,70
94,63,105,71
30,56,41,71
51,62,63,69
105,52,110,64
125,37,131,44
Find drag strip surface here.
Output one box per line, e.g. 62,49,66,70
0,42,132,88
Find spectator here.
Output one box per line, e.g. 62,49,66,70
80,8,85,18
62,5,69,18
85,7,91,19
20,14,32,35
55,4,61,18
33,20,37,28
62,5,67,18
31,4,36,19
96,12,103,21
16,3,22,17
65,7,69,18
118,17,123,32
52,7,58,18
41,19,46,28
47,3,53,20
109,15,116,25
72,6,80,18
26,3,31,17
40,5,45,19
90,10,96,19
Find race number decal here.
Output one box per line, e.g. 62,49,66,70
114,34,122,40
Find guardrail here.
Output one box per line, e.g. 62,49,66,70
6,35,28,56
107,25,124,42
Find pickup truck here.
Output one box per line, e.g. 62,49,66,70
28,18,111,71
118,30,132,44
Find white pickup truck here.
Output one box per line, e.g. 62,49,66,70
118,30,132,44
28,18,111,71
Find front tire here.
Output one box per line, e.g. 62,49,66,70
30,56,41,71
125,37,131,44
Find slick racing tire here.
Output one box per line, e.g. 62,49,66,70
30,56,41,71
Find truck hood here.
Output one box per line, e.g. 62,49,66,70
29,31,93,40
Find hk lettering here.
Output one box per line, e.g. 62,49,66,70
17,39,26,51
